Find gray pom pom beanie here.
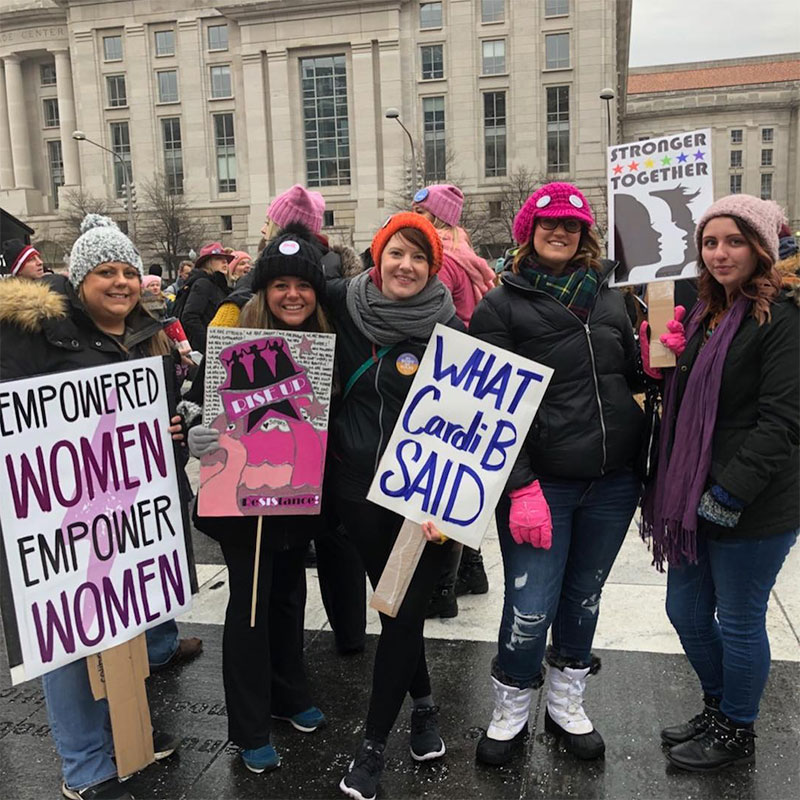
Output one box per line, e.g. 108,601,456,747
68,214,143,288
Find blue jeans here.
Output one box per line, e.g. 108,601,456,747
666,528,797,724
145,619,179,668
496,469,641,685
42,660,115,791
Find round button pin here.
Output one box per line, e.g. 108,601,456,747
279,240,300,255
568,195,584,208
536,195,551,208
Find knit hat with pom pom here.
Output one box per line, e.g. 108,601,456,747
68,214,143,288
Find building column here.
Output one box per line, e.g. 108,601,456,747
4,54,33,189
266,50,295,192
0,60,14,189
52,49,81,186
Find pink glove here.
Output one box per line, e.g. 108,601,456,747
659,305,687,356
639,320,662,380
508,481,552,549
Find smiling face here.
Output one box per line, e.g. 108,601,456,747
532,217,582,272
266,275,317,328
80,261,141,332
700,216,758,298
380,232,430,300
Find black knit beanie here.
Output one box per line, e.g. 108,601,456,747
252,223,326,298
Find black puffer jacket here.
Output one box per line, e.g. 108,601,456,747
326,278,465,500
179,268,230,352
469,261,644,486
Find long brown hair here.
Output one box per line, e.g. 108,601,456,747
512,223,603,274
238,286,333,333
696,215,782,325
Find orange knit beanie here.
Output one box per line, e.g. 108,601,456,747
370,212,443,275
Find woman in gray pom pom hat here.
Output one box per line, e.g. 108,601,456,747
0,214,187,800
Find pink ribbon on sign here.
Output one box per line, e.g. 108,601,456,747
221,373,312,421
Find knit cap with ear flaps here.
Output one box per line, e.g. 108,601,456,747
370,212,444,276
695,194,786,263
68,214,143,288
512,182,595,245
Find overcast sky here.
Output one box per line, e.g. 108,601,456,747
629,0,800,67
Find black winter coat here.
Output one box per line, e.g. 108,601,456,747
671,291,799,540
326,278,465,500
469,261,644,487
179,268,230,353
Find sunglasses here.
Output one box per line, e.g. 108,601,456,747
537,218,583,234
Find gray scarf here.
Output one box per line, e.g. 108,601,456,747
345,270,456,346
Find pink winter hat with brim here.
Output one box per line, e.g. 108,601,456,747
267,184,325,234
513,182,595,244
413,184,464,227
695,194,785,263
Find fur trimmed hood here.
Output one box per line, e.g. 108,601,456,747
330,243,364,279
0,276,67,333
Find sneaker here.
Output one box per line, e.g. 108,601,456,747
661,696,721,745
62,778,134,800
241,743,281,774
425,587,458,619
272,706,326,733
409,705,446,761
339,739,385,800
153,730,180,760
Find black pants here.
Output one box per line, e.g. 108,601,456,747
337,498,452,742
219,536,312,749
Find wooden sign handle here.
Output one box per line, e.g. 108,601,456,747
250,516,263,628
646,280,676,368
370,519,427,618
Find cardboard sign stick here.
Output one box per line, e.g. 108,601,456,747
250,516,264,627
370,519,427,618
646,280,677,368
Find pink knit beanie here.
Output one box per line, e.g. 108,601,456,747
512,182,594,244
267,184,325,234
413,184,464,227
695,194,785,263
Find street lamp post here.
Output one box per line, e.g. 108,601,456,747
384,107,418,196
599,88,615,148
72,130,135,241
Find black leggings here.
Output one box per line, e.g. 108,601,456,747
337,498,452,742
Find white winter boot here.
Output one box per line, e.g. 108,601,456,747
476,675,534,765
545,662,605,759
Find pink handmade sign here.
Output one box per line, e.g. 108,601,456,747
198,327,336,517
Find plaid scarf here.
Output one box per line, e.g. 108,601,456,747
521,260,600,321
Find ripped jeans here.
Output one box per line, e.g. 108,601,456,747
495,469,641,686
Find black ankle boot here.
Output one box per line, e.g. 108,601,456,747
661,695,721,745
426,587,458,618
455,556,489,596
666,712,756,772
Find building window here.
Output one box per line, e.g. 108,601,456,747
729,174,742,194
545,33,570,69
481,0,504,23
210,65,232,98
761,127,773,143
161,117,183,194
761,148,773,167
40,63,57,86
729,149,742,168
323,210,335,227
484,91,506,177
110,121,132,198
43,98,60,128
208,24,229,51
423,95,446,182
546,85,569,172
730,128,743,144
154,30,175,57
545,0,569,15
103,35,123,62
420,2,443,29
301,55,350,187
47,140,64,208
157,70,179,103
760,173,772,200
221,214,233,232
214,113,236,193
420,45,444,80
482,39,506,74
106,74,127,108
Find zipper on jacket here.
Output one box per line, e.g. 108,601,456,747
373,356,387,477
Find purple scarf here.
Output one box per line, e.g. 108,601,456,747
641,295,750,568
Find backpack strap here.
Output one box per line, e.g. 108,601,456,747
343,342,392,400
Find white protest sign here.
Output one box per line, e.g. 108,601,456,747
608,127,714,288
0,358,192,684
366,325,553,549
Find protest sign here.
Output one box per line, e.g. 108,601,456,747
608,128,714,287
0,358,193,684
198,327,336,518
367,325,553,550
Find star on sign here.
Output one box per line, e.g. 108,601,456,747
305,397,328,420
298,336,314,355
677,152,688,163
644,158,655,169
613,164,623,175
628,161,639,171
693,150,705,160
661,155,672,165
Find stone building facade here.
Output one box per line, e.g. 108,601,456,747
0,0,631,265
623,54,800,230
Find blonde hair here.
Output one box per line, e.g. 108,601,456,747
512,225,603,274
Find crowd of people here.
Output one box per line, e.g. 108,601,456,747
0,180,797,800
